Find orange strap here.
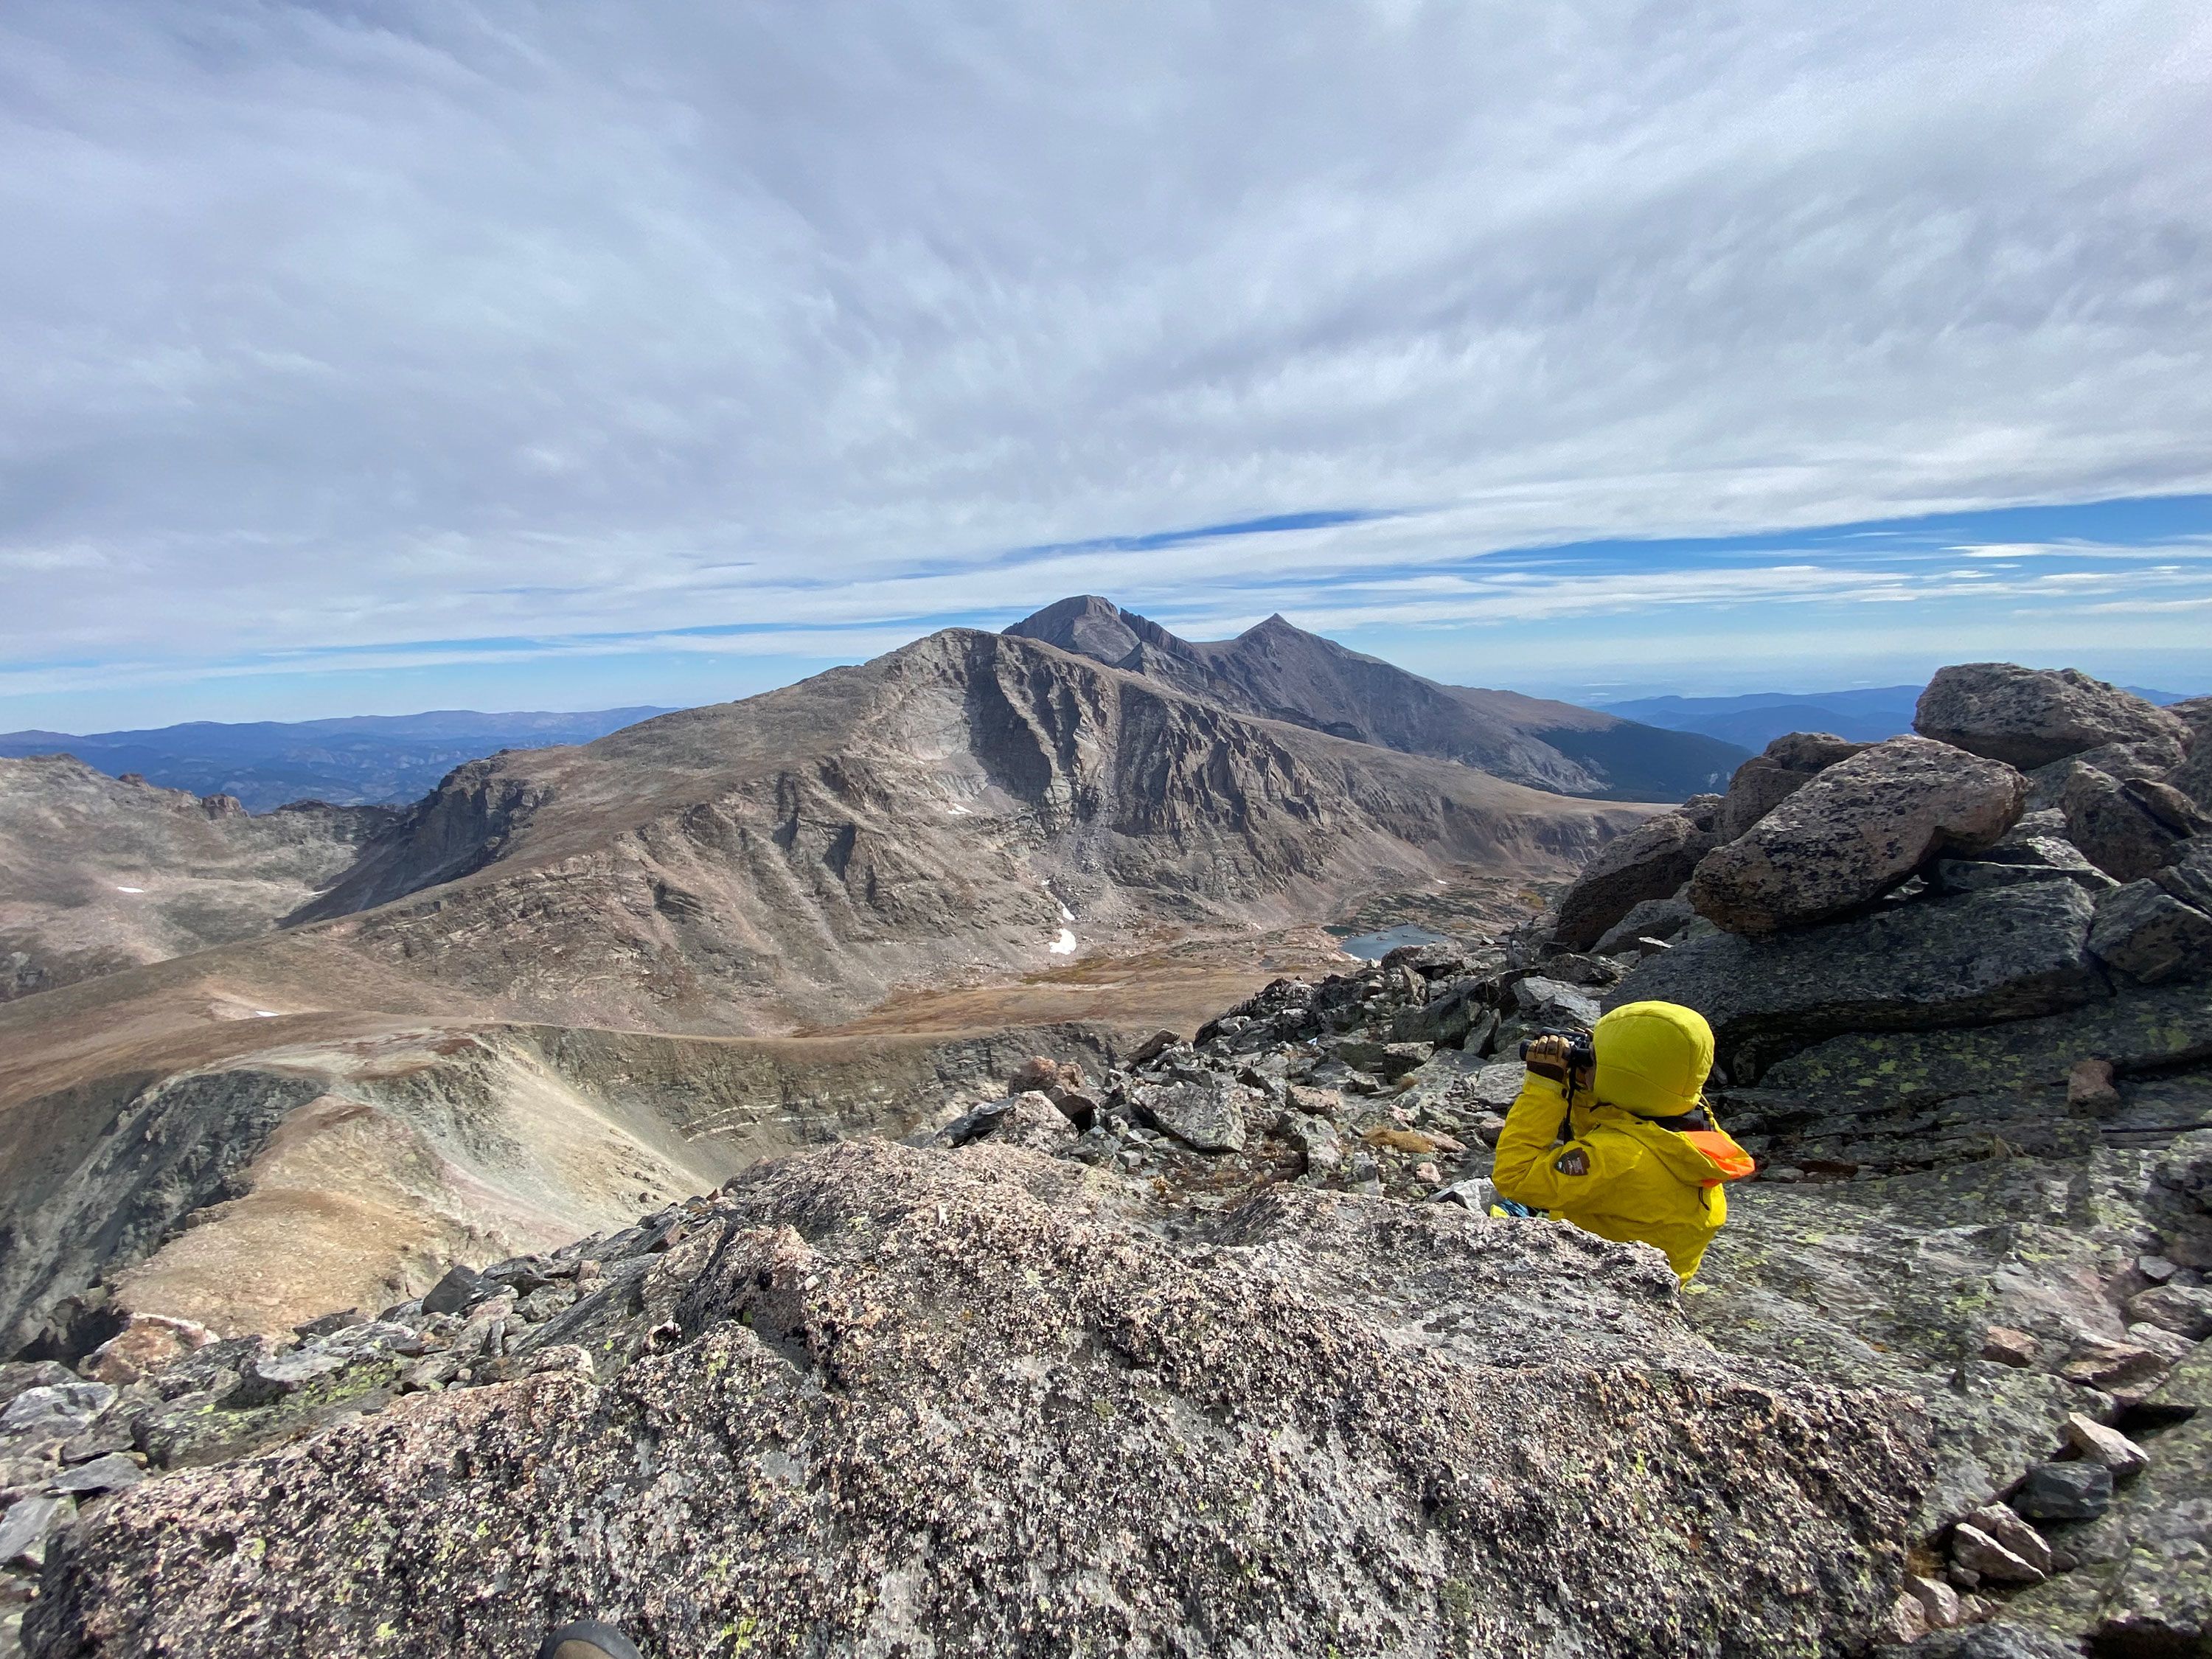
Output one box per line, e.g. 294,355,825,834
1680,1130,1756,1187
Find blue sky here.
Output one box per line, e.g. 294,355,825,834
4,2,2209,730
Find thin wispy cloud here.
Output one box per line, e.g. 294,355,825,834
3,1,2208,723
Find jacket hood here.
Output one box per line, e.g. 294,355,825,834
1593,1000,1714,1118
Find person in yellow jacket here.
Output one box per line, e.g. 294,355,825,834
1489,1000,1753,1280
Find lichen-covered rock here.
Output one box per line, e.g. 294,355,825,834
2088,879,2212,984
1759,976,2212,1130
2167,695,2212,811
1688,1154,2150,1531
1717,731,1872,840
1690,737,2025,935
1916,664,2186,771
1610,880,2104,1077
1548,811,1717,951
27,1142,1930,1659
2008,1397,2211,1651
2063,766,2207,881
1129,1073,1248,1152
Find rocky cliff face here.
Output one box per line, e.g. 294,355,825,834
0,758,393,1002
1006,595,1747,801
284,628,1631,1032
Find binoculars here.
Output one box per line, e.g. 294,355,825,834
1518,1029,1596,1074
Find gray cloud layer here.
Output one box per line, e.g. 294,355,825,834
4,0,2209,676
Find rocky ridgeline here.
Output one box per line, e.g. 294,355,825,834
2,661,2209,1657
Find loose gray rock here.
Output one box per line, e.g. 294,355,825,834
46,1453,145,1496
0,1383,115,1447
0,1363,80,1416
2152,838,2212,912
0,1492,74,1572
223,1349,350,1408
1331,1038,1432,1079
1549,811,1717,951
1932,832,2117,896
2127,1283,2212,1339
1511,975,1601,1029
1130,1074,1248,1152
419,1263,490,1317
1916,663,2186,770
2088,879,2212,984
1590,894,1695,958
2011,1459,2114,1522
1690,737,2025,935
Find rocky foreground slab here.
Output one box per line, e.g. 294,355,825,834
20,1142,1924,1658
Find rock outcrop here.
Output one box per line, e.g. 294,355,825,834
1689,737,2025,935
1915,664,2187,771
1616,880,2105,1077
1547,807,1718,950
20,1142,1927,1659
2062,765,2210,882
1717,731,1871,840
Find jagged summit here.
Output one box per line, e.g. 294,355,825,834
1004,596,1745,802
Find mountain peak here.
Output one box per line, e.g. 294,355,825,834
1004,595,1189,668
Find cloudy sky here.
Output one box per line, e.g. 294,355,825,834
4,0,2209,729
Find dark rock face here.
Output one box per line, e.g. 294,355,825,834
1689,737,2025,936
1006,598,1746,802
2063,768,2209,882
1717,731,1871,840
1610,881,2104,1077
25,1142,1928,1659
2012,1460,2113,1522
1548,810,1717,950
1590,893,1695,956
1915,664,2185,771
2089,879,2212,984
2166,696,2212,811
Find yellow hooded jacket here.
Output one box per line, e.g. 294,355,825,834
1489,1001,1753,1280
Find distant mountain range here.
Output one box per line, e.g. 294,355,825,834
1596,684,2196,753
0,708,672,812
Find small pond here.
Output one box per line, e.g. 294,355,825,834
1329,922,1453,961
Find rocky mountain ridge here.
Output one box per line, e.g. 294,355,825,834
276,625,1634,1033
1007,595,1747,801
0,758,393,1002
3,660,2208,1655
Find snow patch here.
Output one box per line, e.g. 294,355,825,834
1048,929,1078,956
945,803,972,816
1042,882,1074,922
114,885,145,894
254,1010,282,1018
